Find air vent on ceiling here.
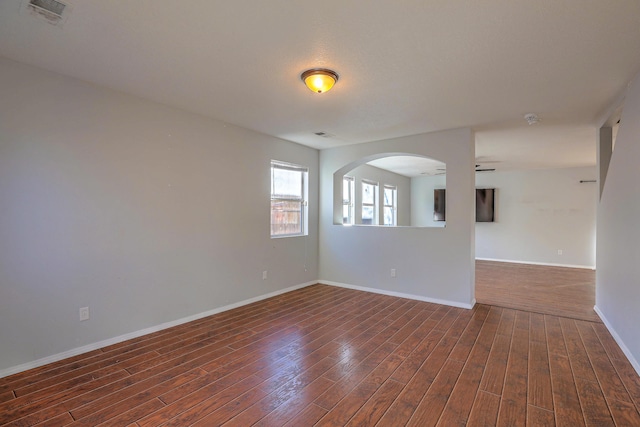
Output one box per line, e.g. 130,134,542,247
314,132,335,138
23,0,71,26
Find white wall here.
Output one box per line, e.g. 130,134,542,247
596,73,640,374
411,174,446,228
319,128,476,307
0,58,319,374
347,164,411,226
475,167,597,268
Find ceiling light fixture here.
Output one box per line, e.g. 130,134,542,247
524,113,540,125
301,68,339,93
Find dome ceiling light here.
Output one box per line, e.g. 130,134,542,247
301,68,339,94
524,113,540,125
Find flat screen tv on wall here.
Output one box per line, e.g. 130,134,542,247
433,188,495,222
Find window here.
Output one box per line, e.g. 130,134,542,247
383,185,397,226
343,176,355,225
361,180,378,225
271,161,308,237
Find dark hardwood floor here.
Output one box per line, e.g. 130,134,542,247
475,260,600,322
1,282,639,426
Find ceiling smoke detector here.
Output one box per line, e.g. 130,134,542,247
524,113,540,125
22,0,71,27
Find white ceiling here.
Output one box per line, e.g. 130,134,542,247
368,156,446,178
1,1,639,172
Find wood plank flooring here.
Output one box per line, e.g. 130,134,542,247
1,283,639,426
475,260,600,322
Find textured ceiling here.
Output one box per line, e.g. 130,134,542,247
1,1,639,171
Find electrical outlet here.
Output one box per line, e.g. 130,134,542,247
262,271,268,280
390,268,397,278
79,307,89,321
558,249,563,255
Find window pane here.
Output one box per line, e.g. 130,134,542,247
343,177,354,225
362,182,375,204
271,199,302,235
384,207,394,225
362,206,374,225
270,161,307,237
384,188,393,206
272,168,302,199
343,178,350,202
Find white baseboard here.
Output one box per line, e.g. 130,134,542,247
476,257,595,270
319,280,475,310
0,281,317,380
593,305,640,376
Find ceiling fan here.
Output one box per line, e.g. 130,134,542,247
428,163,497,175
475,164,495,173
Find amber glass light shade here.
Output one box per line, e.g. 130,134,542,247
301,68,339,93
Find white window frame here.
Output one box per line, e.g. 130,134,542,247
343,176,355,225
270,160,308,238
383,185,397,226
361,179,378,225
